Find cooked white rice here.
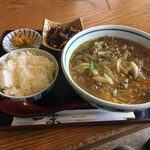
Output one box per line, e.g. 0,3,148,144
0,51,55,96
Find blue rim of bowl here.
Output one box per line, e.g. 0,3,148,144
65,28,150,55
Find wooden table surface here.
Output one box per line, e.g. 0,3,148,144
0,0,150,149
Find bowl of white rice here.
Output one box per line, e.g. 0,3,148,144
0,48,59,102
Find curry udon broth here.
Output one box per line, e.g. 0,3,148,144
69,37,150,104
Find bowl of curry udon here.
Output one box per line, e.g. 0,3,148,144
61,25,150,112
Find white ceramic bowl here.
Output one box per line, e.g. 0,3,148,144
2,29,41,52
0,48,59,102
61,25,150,112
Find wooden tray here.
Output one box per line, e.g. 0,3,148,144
0,30,150,129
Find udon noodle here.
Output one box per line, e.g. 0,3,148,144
69,37,150,104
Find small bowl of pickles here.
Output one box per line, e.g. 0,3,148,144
2,29,41,52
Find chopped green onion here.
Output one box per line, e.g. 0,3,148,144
19,44,33,48
85,60,94,72
70,59,74,63
93,62,99,69
77,49,87,55
129,55,141,60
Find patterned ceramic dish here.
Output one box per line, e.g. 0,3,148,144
0,48,59,102
41,17,84,52
61,25,150,112
2,29,41,52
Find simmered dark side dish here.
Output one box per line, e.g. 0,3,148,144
69,37,150,104
46,26,80,50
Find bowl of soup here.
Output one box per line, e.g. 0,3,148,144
61,25,150,112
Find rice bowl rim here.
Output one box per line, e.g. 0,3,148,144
0,48,59,99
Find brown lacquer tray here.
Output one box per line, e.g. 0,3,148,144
0,30,150,129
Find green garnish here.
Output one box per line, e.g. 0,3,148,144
129,55,141,60
115,52,123,57
77,49,87,55
93,62,99,69
70,59,74,63
19,44,33,48
85,60,94,72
